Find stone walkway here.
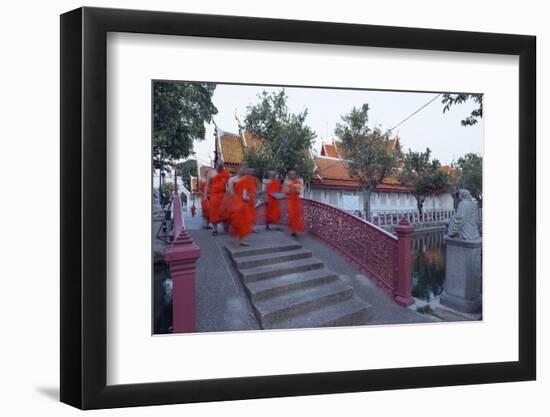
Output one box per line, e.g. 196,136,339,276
188,224,438,333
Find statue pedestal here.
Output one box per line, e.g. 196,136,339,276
440,237,482,313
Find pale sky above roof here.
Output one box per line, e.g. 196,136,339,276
189,83,483,168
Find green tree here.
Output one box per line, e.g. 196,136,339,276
335,103,398,219
153,81,218,171
399,148,451,216
243,89,316,180
176,159,198,191
441,93,483,126
457,153,483,207
161,182,173,203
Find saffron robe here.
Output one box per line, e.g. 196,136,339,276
218,176,239,224
265,179,281,225
207,169,229,223
230,175,257,238
286,179,304,233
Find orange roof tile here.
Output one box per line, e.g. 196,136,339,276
220,133,245,164
334,142,346,158
321,143,339,158
243,131,263,149
313,156,410,191
440,165,459,176
314,156,352,180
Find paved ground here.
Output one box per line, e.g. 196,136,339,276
288,232,438,326
190,228,260,332
187,222,437,333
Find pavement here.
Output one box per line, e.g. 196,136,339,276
185,218,438,332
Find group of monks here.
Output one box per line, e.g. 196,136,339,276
199,160,304,246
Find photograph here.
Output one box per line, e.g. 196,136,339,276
152,81,484,334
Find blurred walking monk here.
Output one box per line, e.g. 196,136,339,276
231,167,258,246
199,176,211,229
283,170,304,236
205,160,230,236
263,171,281,230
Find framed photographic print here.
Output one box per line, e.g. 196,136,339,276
60,6,536,410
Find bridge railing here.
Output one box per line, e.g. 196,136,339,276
163,168,201,333
257,198,415,306
366,208,455,228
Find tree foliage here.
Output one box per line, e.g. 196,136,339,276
161,182,173,203
441,93,483,126
457,153,482,206
176,159,198,191
335,103,398,218
243,90,316,180
153,81,218,171
399,148,451,215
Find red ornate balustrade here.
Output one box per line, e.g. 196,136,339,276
257,198,414,306
163,169,201,333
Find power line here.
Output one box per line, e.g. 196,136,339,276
389,93,441,131
318,93,442,174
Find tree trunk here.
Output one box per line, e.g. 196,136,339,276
363,188,372,220
452,188,460,210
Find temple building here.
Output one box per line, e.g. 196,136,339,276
195,125,454,217
214,128,263,174
309,138,454,215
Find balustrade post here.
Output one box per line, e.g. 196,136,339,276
164,169,201,333
394,218,415,307
165,231,201,333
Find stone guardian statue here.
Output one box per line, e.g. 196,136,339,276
440,189,482,314
446,189,480,240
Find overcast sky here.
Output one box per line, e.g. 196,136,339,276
189,83,483,169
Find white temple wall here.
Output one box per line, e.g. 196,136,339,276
306,187,454,213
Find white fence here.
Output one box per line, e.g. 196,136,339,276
347,208,456,228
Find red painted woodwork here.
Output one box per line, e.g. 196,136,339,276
393,218,415,307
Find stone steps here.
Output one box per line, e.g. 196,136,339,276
234,248,312,270
229,243,302,259
254,280,354,327
239,257,324,283
264,296,372,329
246,269,339,301
225,235,372,330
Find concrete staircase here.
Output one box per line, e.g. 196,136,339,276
225,239,372,330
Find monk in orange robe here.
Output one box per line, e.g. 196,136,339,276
218,169,241,230
205,160,230,236
230,168,258,246
263,171,281,230
283,170,304,236
199,177,211,229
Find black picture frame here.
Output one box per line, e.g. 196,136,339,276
60,6,536,410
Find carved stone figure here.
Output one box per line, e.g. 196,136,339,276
440,189,482,314
446,189,480,240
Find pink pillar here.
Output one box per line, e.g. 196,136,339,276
165,230,201,333
164,166,201,333
394,218,415,307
